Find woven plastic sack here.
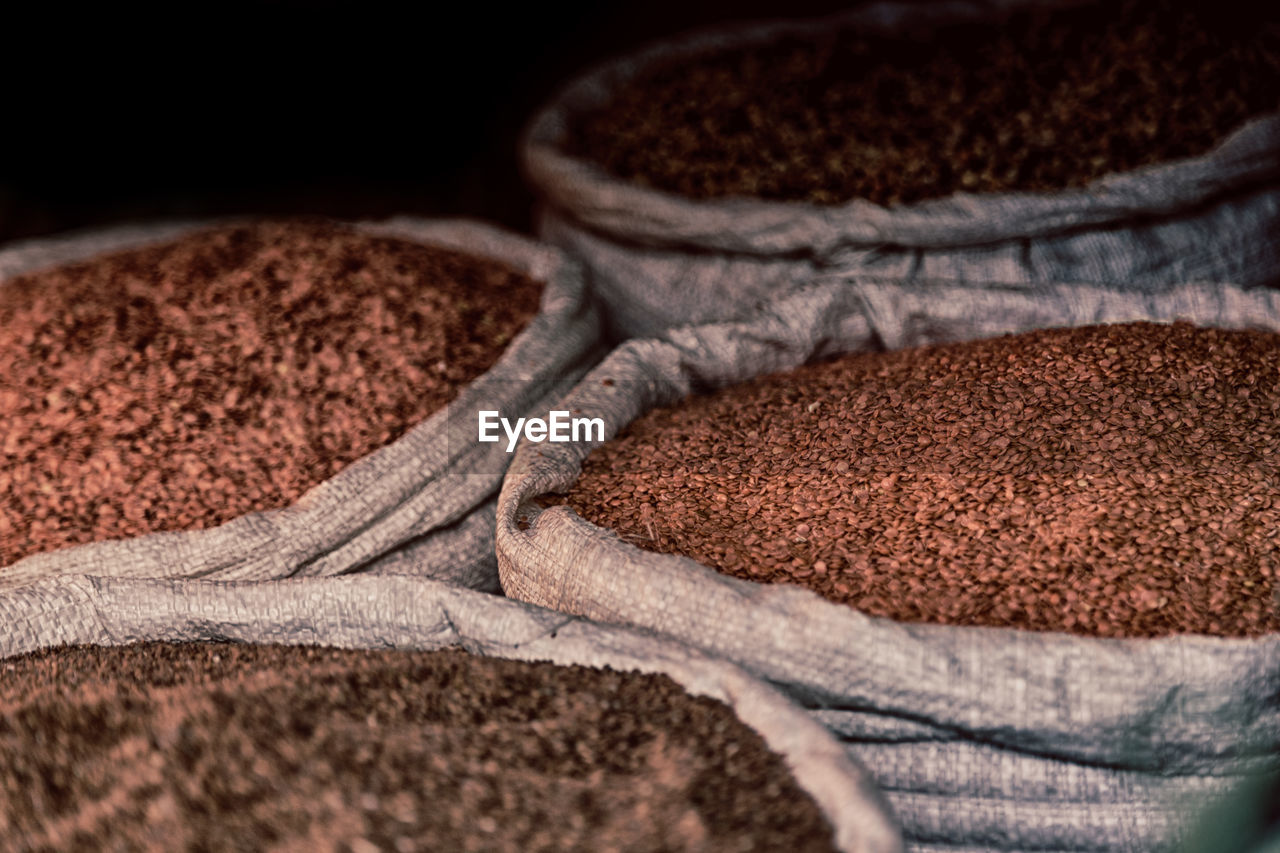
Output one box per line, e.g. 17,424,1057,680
0,217,604,592
0,573,902,853
496,277,1280,852
522,1,1280,340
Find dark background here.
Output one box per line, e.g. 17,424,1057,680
1,1,862,244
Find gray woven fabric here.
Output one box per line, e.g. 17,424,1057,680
0,573,903,853
0,218,605,591
495,278,1280,852
521,1,1280,340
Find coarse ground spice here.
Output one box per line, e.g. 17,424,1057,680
0,642,837,852
562,322,1280,639
568,0,1280,206
0,220,543,567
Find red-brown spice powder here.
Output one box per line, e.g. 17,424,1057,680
564,322,1280,638
0,642,837,852
569,0,1280,206
0,220,543,566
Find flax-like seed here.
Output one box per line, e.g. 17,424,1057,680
564,322,1280,638
569,0,1280,206
0,642,837,852
0,220,543,566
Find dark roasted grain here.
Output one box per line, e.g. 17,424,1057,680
0,642,836,852
569,0,1280,206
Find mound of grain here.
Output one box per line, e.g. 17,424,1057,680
0,642,835,852
0,220,542,565
565,322,1280,638
570,0,1280,206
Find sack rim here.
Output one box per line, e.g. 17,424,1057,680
0,573,905,853
496,277,1280,772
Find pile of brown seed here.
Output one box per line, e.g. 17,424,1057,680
0,220,543,567
0,642,836,852
568,0,1280,206
563,322,1280,638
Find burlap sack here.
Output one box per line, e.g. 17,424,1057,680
496,277,1280,852
0,217,604,592
522,1,1280,340
0,573,902,853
